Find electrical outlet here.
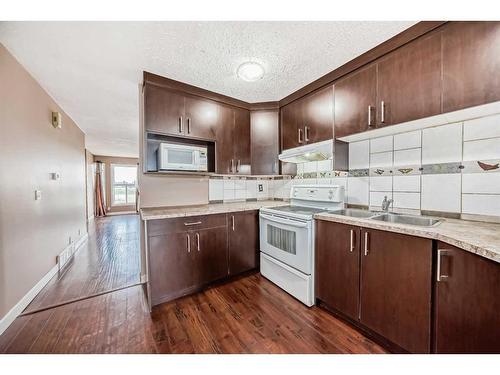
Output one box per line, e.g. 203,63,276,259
34,190,42,200
258,184,263,192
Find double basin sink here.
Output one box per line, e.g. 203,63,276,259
329,208,442,227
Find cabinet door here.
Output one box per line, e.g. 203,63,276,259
233,107,251,175
360,228,433,353
184,95,219,140
334,65,377,138
302,85,333,143
144,85,184,135
377,31,442,126
442,21,500,113
281,101,302,151
315,221,360,321
434,243,500,353
215,104,235,174
228,211,259,275
148,232,193,305
193,227,228,285
251,110,279,175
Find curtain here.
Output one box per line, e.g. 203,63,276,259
95,161,106,217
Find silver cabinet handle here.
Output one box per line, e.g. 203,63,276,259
304,126,310,142
187,118,191,134
368,105,374,127
186,234,191,253
231,215,235,231
380,101,385,124
184,221,202,226
230,159,234,173
179,116,183,133
298,128,303,144
437,249,450,282
236,160,240,173
350,229,355,252
196,232,200,252
364,232,369,256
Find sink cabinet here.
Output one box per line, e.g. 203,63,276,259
434,242,500,353
316,220,433,353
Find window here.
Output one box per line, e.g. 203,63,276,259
111,164,137,206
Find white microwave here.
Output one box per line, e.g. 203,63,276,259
157,142,208,171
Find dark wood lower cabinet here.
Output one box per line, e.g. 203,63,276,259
228,210,259,275
316,221,360,321
360,228,433,353
147,211,259,307
434,242,500,353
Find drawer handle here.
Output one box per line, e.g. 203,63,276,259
184,221,202,226
437,249,450,282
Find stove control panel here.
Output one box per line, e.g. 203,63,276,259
290,185,344,203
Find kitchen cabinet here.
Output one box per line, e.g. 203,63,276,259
315,221,360,320
281,86,334,151
144,85,219,140
334,65,377,138
315,220,433,353
442,21,500,113
251,110,279,175
216,104,251,174
144,85,185,135
360,228,433,353
376,31,442,126
147,213,228,306
228,210,259,275
434,242,500,353
301,85,334,143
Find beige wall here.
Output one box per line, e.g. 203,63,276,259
0,44,87,319
93,155,139,213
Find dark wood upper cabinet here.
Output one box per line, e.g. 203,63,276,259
233,107,251,175
184,95,219,139
434,242,500,353
301,85,334,143
334,65,377,138
316,221,360,321
377,31,442,126
215,105,251,175
251,110,279,175
360,228,433,353
228,211,259,275
280,100,301,151
144,85,184,135
442,21,500,113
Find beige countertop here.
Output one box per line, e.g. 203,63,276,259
140,200,285,221
315,212,500,264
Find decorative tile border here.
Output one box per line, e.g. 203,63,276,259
462,159,500,173
421,162,462,175
393,165,422,176
369,168,392,177
348,169,369,177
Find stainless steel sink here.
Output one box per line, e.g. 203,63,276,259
371,213,441,227
329,208,379,219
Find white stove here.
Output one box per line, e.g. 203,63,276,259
259,185,345,306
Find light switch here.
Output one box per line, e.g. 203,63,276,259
35,190,42,200
50,172,60,180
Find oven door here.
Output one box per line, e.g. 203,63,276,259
259,212,312,274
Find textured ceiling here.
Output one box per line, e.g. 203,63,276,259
0,21,415,157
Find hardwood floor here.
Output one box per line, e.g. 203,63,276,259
0,214,386,354
24,214,141,313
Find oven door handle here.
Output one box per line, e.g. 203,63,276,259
259,213,309,228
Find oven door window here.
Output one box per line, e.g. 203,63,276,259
267,224,296,255
168,149,194,165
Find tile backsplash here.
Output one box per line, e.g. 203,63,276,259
291,112,500,220
209,176,291,203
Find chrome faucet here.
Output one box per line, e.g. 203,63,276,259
381,195,393,212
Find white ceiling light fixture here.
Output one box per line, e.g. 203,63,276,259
237,61,265,82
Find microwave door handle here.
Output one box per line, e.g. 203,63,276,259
259,213,309,228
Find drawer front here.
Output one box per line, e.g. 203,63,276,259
147,213,227,236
